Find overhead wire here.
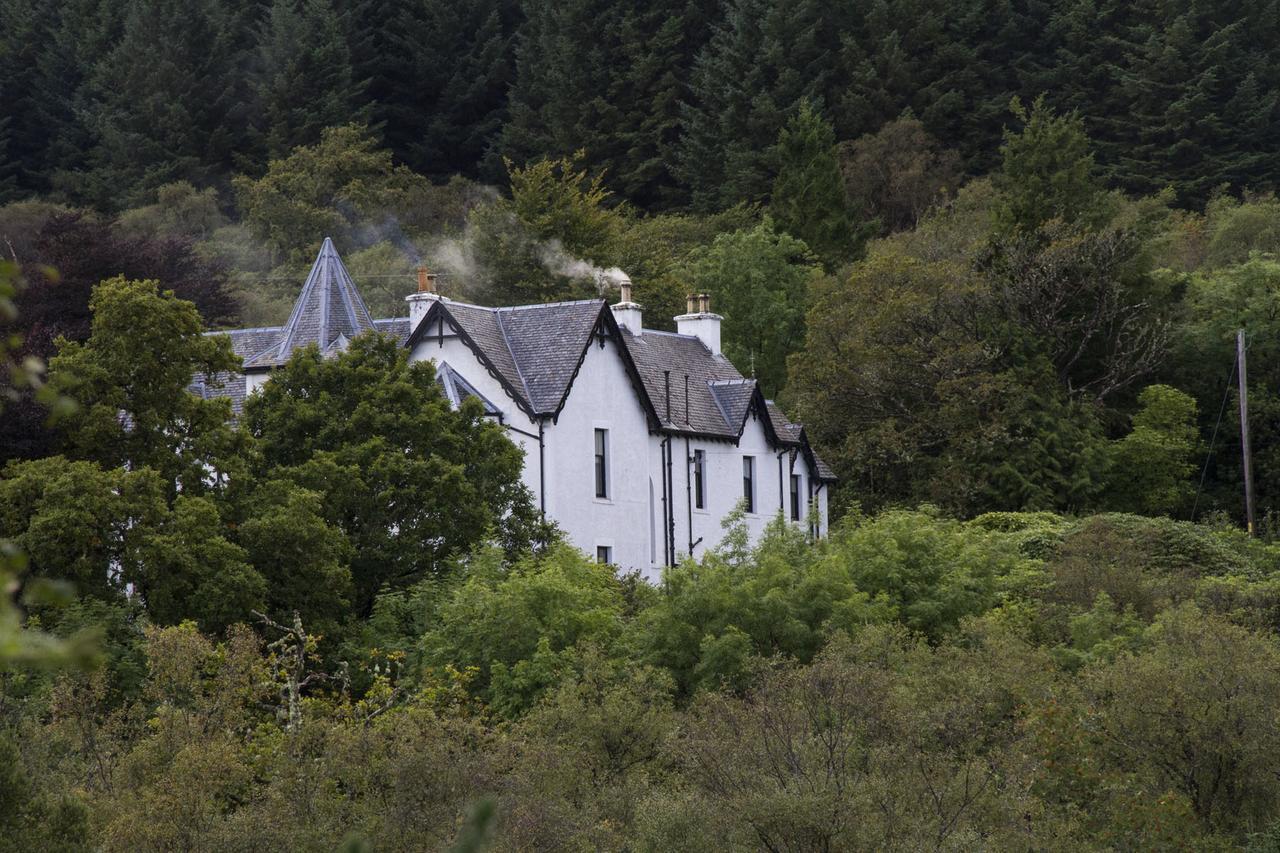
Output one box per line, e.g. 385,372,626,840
1190,334,1248,522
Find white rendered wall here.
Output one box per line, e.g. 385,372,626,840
540,335,654,573
407,314,542,499
405,309,831,583
650,412,831,581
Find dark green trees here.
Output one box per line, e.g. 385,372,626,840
252,0,368,160
769,101,863,268
243,333,539,613
350,0,518,180
74,0,255,208
678,0,850,210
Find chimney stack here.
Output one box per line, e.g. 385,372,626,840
609,272,643,335
406,264,441,330
416,265,437,294
676,292,722,355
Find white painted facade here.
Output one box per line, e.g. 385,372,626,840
402,292,831,582
215,243,833,583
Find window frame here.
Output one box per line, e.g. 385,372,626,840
790,473,802,521
596,545,613,564
693,449,706,510
594,428,609,499
742,455,755,514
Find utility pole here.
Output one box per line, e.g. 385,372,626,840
1238,329,1257,535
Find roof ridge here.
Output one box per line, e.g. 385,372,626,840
638,328,697,340
493,308,534,406
206,324,282,336
494,298,606,311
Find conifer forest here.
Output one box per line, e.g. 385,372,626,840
7,0,1280,849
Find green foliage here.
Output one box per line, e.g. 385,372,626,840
768,100,865,268
114,181,228,241
1104,384,1199,516
47,276,243,498
838,114,962,235
824,509,1037,641
423,544,624,714
993,95,1109,236
630,516,890,696
232,124,434,263
680,218,818,397
251,0,368,160
462,152,626,306
0,456,165,604
244,333,537,613
138,495,264,635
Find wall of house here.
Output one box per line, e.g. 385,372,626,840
405,306,831,584
406,312,543,501
541,334,654,574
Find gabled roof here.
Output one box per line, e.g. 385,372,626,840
409,298,612,419
436,361,501,416
199,242,836,481
244,238,376,369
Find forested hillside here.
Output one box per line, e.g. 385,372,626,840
8,0,1280,849
3,0,1278,210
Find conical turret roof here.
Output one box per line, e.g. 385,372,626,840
245,238,376,368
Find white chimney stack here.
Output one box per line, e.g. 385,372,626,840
675,293,721,355
406,265,440,329
609,273,643,335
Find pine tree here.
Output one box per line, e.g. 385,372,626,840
1104,0,1280,205
0,0,48,199
677,0,854,210
74,0,256,208
499,0,621,177
252,0,368,161
992,95,1107,235
24,0,123,195
347,0,518,180
769,100,864,268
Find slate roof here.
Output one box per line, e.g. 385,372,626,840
244,238,376,369
622,327,782,443
436,361,501,415
197,240,835,480
418,298,607,417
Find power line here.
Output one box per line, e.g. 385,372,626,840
1190,338,1245,522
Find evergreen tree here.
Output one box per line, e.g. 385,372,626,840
1103,1,1280,205
73,0,256,208
992,95,1108,235
347,0,518,180
499,0,621,180
502,0,717,208
251,0,368,160
769,101,864,268
678,0,854,210
0,0,47,200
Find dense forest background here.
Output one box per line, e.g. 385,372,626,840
3,0,1280,525
9,1,1280,849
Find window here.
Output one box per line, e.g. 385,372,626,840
693,449,706,509
596,545,613,564
742,456,755,513
790,474,802,521
594,428,609,498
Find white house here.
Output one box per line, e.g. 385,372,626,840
201,239,834,581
